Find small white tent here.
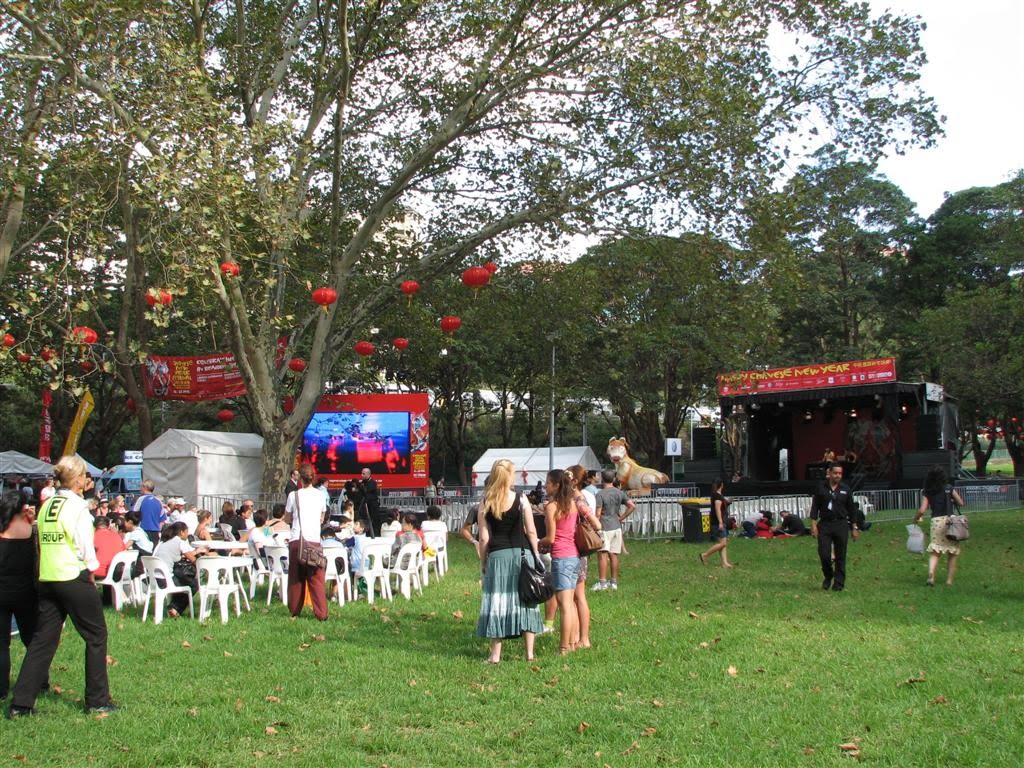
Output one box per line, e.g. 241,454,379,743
471,446,603,488
143,429,264,502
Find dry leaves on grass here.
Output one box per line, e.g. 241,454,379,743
622,741,640,756
900,673,926,686
297,643,311,652
641,726,657,737
929,695,949,705
802,747,815,755
688,611,700,619
577,721,590,733
105,655,118,667
234,698,244,713
727,666,738,677
223,651,234,657
452,610,464,620
181,641,192,649
651,699,664,708
962,616,984,625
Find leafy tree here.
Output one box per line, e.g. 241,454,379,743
571,234,773,469
1,0,942,493
769,152,921,362
915,284,1024,476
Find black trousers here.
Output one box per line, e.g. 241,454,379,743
816,520,850,589
11,571,111,710
1,594,40,699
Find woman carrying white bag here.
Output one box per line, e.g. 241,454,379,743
912,466,966,587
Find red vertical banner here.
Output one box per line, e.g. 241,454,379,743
39,388,53,463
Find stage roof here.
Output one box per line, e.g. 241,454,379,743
720,381,926,409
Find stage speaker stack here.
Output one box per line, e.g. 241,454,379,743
915,414,941,450
692,427,717,459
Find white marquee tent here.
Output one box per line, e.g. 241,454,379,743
0,450,53,477
471,446,603,488
143,429,264,503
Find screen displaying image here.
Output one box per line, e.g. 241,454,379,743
301,411,412,477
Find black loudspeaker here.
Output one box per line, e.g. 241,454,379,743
692,427,717,459
915,414,941,450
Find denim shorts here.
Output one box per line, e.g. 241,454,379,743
551,556,581,591
711,525,728,541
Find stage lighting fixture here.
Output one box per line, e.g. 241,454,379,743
900,403,909,414
803,410,813,422
848,408,858,418
819,398,828,408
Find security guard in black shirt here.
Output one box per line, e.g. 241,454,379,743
809,463,860,591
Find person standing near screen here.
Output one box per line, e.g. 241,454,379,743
358,468,381,536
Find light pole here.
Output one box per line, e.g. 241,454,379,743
549,343,556,472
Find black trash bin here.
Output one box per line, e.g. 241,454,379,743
680,498,712,542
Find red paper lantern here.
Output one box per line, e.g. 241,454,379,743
217,408,235,423
440,315,461,334
40,347,56,362
986,418,997,428
393,337,409,351
2,333,14,348
145,288,172,307
461,266,490,296
70,326,98,345
220,261,241,277
17,352,31,364
80,360,95,372
312,287,338,312
282,395,295,415
126,397,136,412
144,290,158,307
354,340,375,356
160,289,173,305
400,279,420,307
483,261,498,274
288,358,307,373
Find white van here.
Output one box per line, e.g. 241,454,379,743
100,464,143,500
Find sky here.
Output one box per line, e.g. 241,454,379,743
870,0,1024,218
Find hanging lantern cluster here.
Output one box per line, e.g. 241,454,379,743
145,288,173,307
440,315,461,334
483,261,498,275
392,337,409,351
217,408,235,423
2,333,15,348
461,266,490,297
220,261,241,278
70,326,98,345
288,358,307,373
354,340,375,357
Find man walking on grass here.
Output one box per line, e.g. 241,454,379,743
809,462,860,592
592,470,636,591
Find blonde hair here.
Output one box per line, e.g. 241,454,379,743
53,455,87,488
480,459,515,520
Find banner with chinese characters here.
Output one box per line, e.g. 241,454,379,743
39,388,53,462
717,358,897,396
142,353,247,401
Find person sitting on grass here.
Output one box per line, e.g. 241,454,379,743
772,511,809,537
755,510,774,538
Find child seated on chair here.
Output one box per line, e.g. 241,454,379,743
248,509,273,559
390,514,422,561
348,520,369,594
421,505,447,534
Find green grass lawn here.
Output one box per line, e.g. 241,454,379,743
4,511,1023,767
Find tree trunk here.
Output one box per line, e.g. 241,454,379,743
971,433,996,476
1005,434,1024,478
260,422,300,500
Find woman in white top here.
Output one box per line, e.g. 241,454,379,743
284,463,328,620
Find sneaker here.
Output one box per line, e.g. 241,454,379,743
821,578,832,591
609,580,618,591
591,581,607,591
543,621,555,635
6,706,34,719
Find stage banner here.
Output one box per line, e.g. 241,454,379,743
39,388,53,462
142,353,247,401
62,388,95,457
718,357,897,396
300,393,430,489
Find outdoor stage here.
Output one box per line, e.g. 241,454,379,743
712,359,960,492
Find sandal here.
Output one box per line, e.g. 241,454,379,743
699,553,706,565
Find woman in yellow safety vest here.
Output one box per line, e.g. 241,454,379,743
7,455,116,718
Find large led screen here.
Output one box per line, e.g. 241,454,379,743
299,393,429,489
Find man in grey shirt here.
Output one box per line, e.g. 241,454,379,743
593,470,636,591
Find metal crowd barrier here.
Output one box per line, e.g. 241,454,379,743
195,482,1021,542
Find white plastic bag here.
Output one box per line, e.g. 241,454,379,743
906,523,925,554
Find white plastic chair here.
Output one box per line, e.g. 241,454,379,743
98,549,140,610
324,548,352,606
390,541,423,600
197,559,244,624
246,539,272,599
422,531,448,584
263,545,289,606
140,556,195,624
362,543,393,604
